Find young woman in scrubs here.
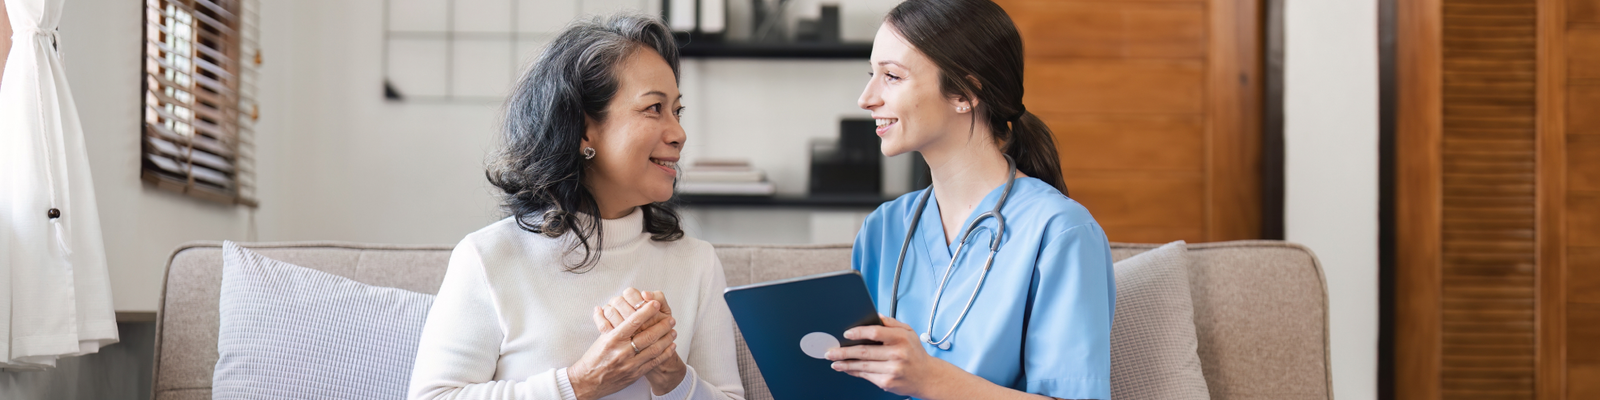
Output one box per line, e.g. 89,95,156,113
823,1,1116,399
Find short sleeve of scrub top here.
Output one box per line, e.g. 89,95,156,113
852,177,1116,400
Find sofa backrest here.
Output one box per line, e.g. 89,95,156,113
153,240,1329,400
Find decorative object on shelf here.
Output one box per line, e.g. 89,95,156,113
677,158,777,196
677,1,868,58
795,3,840,43
750,0,790,43
809,119,882,195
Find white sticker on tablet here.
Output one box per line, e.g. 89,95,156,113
799,332,840,359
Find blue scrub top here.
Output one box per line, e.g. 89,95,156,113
852,177,1115,400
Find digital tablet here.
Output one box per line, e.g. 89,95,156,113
724,270,903,400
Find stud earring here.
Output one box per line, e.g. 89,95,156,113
957,106,970,113
583,147,596,159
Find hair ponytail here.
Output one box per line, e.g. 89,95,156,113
887,0,1070,197
1003,111,1067,196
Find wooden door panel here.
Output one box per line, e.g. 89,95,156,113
1570,0,1600,23
1569,86,1600,134
1569,28,1600,81
1571,247,1600,304
1045,114,1205,172
1568,304,1600,362
1100,226,1207,244
1023,59,1206,114
1067,173,1206,241
1571,136,1600,190
1570,192,1600,247
996,0,1259,244
1004,1,1207,59
1572,364,1600,399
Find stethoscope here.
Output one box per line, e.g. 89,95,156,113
889,155,1018,351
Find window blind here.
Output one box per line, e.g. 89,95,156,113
141,0,259,207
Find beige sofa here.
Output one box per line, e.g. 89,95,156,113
152,241,1331,400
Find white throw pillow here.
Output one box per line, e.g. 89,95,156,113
1110,241,1210,399
215,241,434,399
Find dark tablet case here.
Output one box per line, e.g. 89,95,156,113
724,271,904,400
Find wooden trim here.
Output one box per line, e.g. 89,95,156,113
1262,0,1286,240
1535,0,1568,397
1395,0,1444,398
1378,0,1398,397
1206,0,1264,241
115,311,158,323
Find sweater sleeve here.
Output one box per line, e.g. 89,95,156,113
668,250,747,400
408,241,567,400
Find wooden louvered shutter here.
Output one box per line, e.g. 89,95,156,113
1397,0,1599,398
141,0,259,207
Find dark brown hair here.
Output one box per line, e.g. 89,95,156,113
886,0,1068,195
487,13,684,273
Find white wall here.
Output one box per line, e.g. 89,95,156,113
59,0,257,314
53,0,901,313
1285,0,1379,399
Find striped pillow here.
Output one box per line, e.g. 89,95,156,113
215,241,434,399
1110,241,1210,399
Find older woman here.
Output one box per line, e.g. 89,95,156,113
408,14,745,400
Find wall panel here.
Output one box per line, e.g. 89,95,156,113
997,0,1261,244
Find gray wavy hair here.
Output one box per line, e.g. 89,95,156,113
486,13,684,273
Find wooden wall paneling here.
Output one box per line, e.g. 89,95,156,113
1569,28,1600,81
1570,135,1600,189
1007,1,1207,59
998,0,1260,244
1572,247,1600,304
1068,171,1208,244
1572,193,1600,246
1044,114,1206,172
1207,0,1264,241
1397,0,1445,398
1022,59,1206,114
1570,0,1600,23
1537,0,1569,397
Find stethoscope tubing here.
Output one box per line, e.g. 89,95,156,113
890,155,1019,350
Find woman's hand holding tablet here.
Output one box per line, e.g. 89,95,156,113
826,315,967,398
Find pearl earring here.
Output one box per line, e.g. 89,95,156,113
957,106,970,112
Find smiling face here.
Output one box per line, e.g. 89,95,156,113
581,46,686,217
858,23,976,158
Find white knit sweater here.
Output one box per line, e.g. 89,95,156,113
408,209,746,400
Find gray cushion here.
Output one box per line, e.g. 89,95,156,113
1110,241,1209,399
214,242,434,399
155,241,1330,400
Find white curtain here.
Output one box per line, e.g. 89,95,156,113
0,0,118,369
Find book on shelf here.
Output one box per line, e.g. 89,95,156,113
677,157,773,196
677,181,777,196
680,169,765,183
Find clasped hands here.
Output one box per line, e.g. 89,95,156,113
566,287,687,400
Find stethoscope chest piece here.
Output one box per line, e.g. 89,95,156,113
919,332,952,350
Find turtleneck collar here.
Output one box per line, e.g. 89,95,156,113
595,207,647,250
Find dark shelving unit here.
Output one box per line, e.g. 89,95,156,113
675,193,893,208
678,41,872,59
